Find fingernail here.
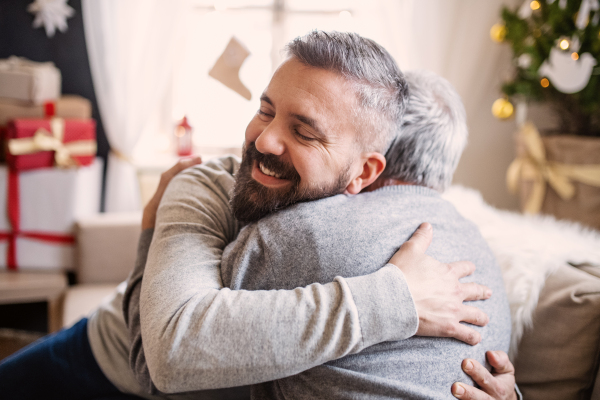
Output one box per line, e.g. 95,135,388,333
453,384,465,396
486,289,492,297
464,360,474,371
420,222,432,230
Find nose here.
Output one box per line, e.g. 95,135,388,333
254,122,286,156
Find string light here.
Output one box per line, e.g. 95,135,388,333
541,78,550,88
559,39,570,50
571,52,579,60
530,1,541,10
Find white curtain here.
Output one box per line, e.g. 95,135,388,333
357,0,522,209
82,0,187,212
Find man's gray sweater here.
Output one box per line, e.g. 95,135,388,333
221,184,511,399
89,157,421,398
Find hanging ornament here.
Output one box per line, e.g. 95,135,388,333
575,0,600,29
539,39,597,93
492,98,515,119
518,53,533,68
490,23,507,42
559,0,567,9
517,0,539,19
27,0,75,38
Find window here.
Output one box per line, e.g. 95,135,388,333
132,0,390,164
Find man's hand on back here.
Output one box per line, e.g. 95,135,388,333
389,222,491,345
453,351,518,400
142,156,202,230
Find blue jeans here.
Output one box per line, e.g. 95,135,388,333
0,318,145,400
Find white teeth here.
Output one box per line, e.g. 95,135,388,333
259,162,282,179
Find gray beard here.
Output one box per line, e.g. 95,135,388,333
230,143,351,223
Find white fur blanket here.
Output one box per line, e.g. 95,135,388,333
442,186,600,357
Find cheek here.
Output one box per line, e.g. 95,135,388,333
245,116,264,143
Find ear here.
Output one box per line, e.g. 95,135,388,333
345,152,386,195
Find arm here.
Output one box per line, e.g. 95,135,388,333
452,351,520,400
138,158,418,393
131,157,491,393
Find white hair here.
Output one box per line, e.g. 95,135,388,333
381,70,468,191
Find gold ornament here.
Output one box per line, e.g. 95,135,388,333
492,98,514,119
571,52,580,60
530,1,541,10
490,23,507,42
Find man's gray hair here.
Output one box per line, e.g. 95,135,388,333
285,31,408,153
382,70,468,191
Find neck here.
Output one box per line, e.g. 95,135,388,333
362,177,414,193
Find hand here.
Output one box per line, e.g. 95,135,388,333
142,156,203,230
389,223,491,345
452,351,517,400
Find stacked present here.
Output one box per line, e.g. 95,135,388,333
0,57,101,271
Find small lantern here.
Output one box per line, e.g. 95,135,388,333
175,116,193,156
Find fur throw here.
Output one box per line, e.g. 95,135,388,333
442,186,600,357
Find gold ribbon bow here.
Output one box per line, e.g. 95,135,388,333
507,122,600,214
8,118,97,168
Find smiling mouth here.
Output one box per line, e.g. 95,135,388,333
259,162,284,179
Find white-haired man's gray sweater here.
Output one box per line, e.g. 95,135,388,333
221,184,511,399
88,157,420,398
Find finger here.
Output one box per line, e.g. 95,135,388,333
452,382,493,400
449,260,476,278
449,324,482,346
458,305,489,327
462,358,499,394
402,222,433,253
461,282,492,301
161,156,203,184
486,351,515,375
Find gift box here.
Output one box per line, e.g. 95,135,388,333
0,96,91,126
0,96,92,163
0,158,102,271
6,117,97,171
0,57,61,105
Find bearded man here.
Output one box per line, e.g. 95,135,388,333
0,31,518,400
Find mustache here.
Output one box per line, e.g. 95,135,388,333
244,143,300,182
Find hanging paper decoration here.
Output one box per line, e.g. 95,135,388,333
575,0,600,29
539,44,597,93
518,1,534,19
27,0,75,38
208,37,252,100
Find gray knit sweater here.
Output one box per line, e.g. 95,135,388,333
87,156,420,398
221,185,512,399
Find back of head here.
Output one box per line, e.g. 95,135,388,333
285,30,408,153
381,70,467,192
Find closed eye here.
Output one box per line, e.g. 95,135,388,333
294,129,316,142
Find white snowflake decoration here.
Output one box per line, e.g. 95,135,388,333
28,0,75,38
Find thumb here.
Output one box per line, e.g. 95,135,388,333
487,351,515,374
403,222,433,253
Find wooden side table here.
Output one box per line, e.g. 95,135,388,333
0,271,68,333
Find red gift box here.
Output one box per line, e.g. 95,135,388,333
5,117,97,171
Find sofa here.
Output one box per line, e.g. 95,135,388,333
66,186,600,400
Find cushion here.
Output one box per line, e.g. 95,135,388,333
513,263,600,400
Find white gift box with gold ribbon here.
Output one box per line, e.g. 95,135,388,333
0,158,102,271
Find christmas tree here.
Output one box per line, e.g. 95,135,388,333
492,0,600,136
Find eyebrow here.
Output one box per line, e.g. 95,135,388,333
260,94,327,139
